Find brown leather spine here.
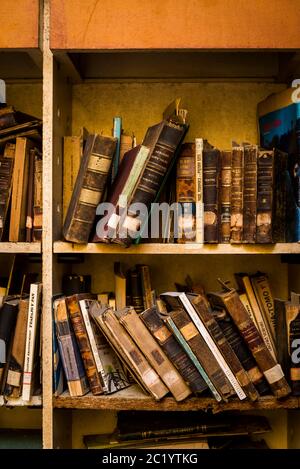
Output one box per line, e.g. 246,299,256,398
26,149,35,242
203,146,220,243
209,288,291,398
219,150,232,243
243,145,257,243
230,145,244,243
273,149,288,243
176,143,196,243
66,294,103,395
256,149,274,243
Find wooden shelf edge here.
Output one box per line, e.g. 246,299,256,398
53,387,299,412
0,242,41,254
53,241,300,255
0,395,42,407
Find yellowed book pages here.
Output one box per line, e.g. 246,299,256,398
9,137,35,241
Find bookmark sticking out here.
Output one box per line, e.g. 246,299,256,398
0,79,6,104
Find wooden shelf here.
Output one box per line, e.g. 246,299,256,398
54,241,300,255
0,395,42,407
53,385,300,412
0,243,41,254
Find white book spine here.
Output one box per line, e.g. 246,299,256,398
22,283,42,401
195,138,204,244
239,293,259,329
179,293,247,400
79,299,107,392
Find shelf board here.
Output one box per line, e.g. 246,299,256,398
53,385,299,412
54,241,300,255
0,395,42,407
0,242,41,254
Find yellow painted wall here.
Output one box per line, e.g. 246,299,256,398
6,84,42,119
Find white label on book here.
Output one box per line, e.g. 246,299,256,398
26,216,33,229
88,154,111,173
263,364,284,384
7,369,21,387
164,370,180,386
142,368,161,387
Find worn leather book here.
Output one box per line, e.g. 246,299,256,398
251,272,275,342
274,299,289,380
0,107,40,132
9,137,35,241
0,298,19,390
114,120,187,246
203,141,220,243
230,144,244,243
63,134,116,244
114,262,127,311
212,308,270,395
117,307,191,401
243,144,257,243
256,149,274,243
195,138,204,243
137,265,153,310
129,268,144,314
273,149,288,242
285,302,300,395
0,150,14,241
66,293,103,395
4,298,29,397
187,293,258,401
25,149,35,242
0,105,16,129
54,297,89,397
90,303,169,400
208,286,291,398
92,145,150,243
176,143,196,243
33,150,43,241
219,150,232,243
140,306,207,395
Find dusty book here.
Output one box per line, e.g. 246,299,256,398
203,141,220,243
242,144,257,243
219,150,232,243
230,144,244,243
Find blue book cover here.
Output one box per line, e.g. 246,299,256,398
258,87,300,242
111,116,122,183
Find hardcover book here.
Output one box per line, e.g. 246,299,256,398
230,144,244,243
203,141,220,243
219,150,232,243
0,298,19,390
242,144,257,243
176,142,196,243
0,151,14,241
256,149,274,243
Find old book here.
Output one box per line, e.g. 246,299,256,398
256,149,274,243
230,144,244,243
52,313,65,397
0,105,16,129
203,141,220,243
208,285,291,398
0,108,41,134
114,262,127,311
63,129,87,222
92,145,150,243
129,269,144,314
53,297,89,397
33,150,43,241
111,117,122,183
285,302,300,395
212,308,270,395
274,299,289,379
63,134,117,244
140,306,207,395
187,293,258,401
4,299,29,397
0,298,19,390
236,273,276,360
25,148,35,242
161,292,243,400
117,307,191,401
219,150,232,243
90,303,169,400
115,120,187,246
195,138,204,243
9,137,35,241
273,149,289,242
251,272,275,342
119,134,133,163
176,142,196,243
22,283,42,401
137,265,153,310
0,150,14,241
79,298,130,394
243,144,257,243
238,292,259,329
66,293,103,395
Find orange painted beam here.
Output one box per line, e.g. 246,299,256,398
0,0,39,49
50,0,300,50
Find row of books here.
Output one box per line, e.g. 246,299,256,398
0,102,42,242
0,280,42,402
53,265,299,402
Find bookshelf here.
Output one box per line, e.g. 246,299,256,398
1,0,300,451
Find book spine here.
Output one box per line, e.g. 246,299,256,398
274,299,289,379
195,138,204,243
286,303,300,396
203,148,220,243
273,149,288,242
120,134,133,163
63,136,82,223
0,301,19,390
130,269,144,314
256,149,274,243
52,317,64,397
140,307,207,395
190,294,258,401
22,284,42,401
0,156,14,241
33,152,42,241
111,117,122,183
63,135,116,244
251,274,276,341
118,307,191,401
219,150,232,243
66,295,103,395
138,265,153,310
176,143,196,243
213,309,270,395
230,145,244,243
210,289,291,398
25,149,35,242
238,292,259,329
243,145,257,243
